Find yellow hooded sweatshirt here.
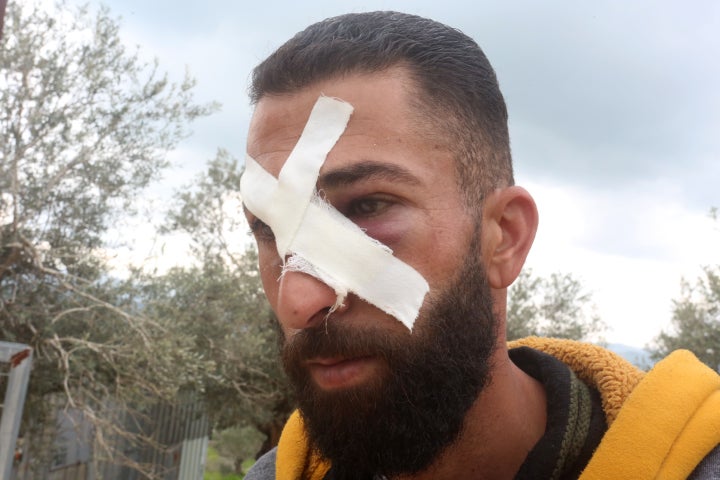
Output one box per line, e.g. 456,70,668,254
274,338,720,479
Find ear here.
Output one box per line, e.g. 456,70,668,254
481,186,538,289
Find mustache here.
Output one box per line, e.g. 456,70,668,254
282,321,412,364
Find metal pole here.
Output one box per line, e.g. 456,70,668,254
0,343,33,480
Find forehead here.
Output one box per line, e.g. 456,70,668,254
246,68,441,177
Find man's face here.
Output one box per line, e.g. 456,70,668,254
282,245,499,477
245,68,500,475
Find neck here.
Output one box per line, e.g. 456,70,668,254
395,347,547,480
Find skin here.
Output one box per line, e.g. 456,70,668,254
246,66,546,479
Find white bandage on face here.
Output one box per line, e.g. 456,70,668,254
241,96,429,331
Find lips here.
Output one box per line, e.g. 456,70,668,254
306,356,378,389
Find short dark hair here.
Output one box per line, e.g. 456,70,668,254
250,11,513,207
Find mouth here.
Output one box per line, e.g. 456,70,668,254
306,355,379,390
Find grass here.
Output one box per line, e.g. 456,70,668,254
204,445,256,480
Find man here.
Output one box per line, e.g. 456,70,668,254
241,12,720,480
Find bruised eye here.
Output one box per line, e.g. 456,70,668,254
248,218,275,243
347,197,393,218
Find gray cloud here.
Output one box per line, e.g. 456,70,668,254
60,0,719,345
470,2,720,196
101,0,719,214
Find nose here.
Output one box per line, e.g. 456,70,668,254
275,270,347,331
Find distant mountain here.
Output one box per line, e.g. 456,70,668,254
606,343,654,369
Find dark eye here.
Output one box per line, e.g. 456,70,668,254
348,197,392,218
248,218,275,242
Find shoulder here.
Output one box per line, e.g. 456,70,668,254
244,448,277,480
689,444,720,480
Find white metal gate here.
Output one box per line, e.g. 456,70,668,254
0,342,32,480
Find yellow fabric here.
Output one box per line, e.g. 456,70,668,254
510,338,720,479
577,349,720,480
660,389,720,477
508,337,645,424
276,338,720,479
276,411,330,480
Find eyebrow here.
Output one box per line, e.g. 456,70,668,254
317,160,422,190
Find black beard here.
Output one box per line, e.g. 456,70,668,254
281,251,499,479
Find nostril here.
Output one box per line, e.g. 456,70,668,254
276,269,347,330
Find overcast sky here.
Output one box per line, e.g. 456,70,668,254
87,0,719,348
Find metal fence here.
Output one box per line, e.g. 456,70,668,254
0,341,33,480
11,394,209,480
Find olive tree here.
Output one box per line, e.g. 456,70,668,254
650,266,720,371
650,210,720,371
0,1,215,476
157,151,294,467
507,269,606,342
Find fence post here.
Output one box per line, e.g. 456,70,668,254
0,342,33,480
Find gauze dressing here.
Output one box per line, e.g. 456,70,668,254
241,96,429,330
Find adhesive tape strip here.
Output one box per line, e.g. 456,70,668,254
241,96,429,330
